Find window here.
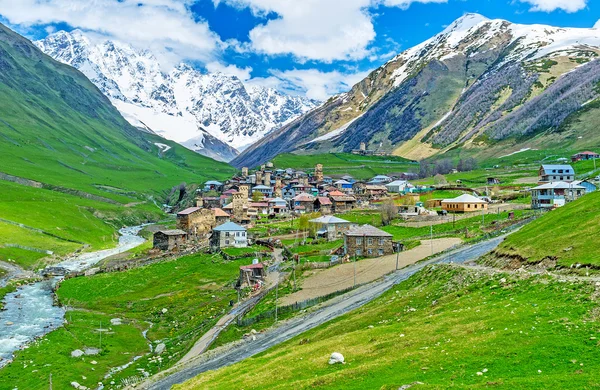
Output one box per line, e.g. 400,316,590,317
356,237,362,245
378,249,384,256
379,238,385,246
225,232,230,237
367,249,373,255
367,238,373,245
355,249,362,256
225,240,229,245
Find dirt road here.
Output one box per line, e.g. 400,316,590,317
281,237,461,305
178,249,285,364
141,234,507,390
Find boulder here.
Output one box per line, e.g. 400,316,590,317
161,308,168,314
328,352,345,365
71,349,84,358
110,318,122,326
155,343,166,354
84,347,100,356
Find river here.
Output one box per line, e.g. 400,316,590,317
0,226,146,368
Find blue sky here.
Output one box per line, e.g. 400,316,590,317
0,0,599,100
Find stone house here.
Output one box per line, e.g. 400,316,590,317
310,215,354,241
210,221,248,250
176,207,216,236
293,193,316,213
344,225,393,258
329,191,357,213
153,230,187,251
314,196,332,214
213,208,231,224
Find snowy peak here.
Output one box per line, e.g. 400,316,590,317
35,30,319,160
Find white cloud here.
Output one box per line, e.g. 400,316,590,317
206,62,253,81
216,0,447,62
519,0,588,13
0,0,220,67
249,68,371,100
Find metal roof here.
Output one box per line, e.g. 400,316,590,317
177,207,201,215
213,221,247,232
156,229,187,236
441,194,487,204
310,215,351,224
345,224,393,237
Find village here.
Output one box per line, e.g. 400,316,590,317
151,150,599,298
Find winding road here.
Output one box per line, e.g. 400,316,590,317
141,234,507,390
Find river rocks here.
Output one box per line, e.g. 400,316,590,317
5,321,13,326
161,308,168,314
71,349,84,358
328,352,345,365
110,318,122,326
155,343,166,354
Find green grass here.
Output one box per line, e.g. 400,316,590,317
335,210,383,226
271,153,418,180
0,311,148,390
286,239,343,256
496,191,600,266
382,209,533,241
0,253,245,388
177,265,600,390
0,24,236,267
221,245,272,257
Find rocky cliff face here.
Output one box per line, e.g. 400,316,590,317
36,30,319,162
233,13,600,167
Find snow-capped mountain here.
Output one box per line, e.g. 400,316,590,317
233,13,600,168
35,30,319,162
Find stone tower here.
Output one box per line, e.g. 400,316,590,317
315,164,324,182
241,167,249,177
274,178,283,198
255,171,263,186
232,192,247,221
360,142,366,151
238,184,250,199
264,171,271,186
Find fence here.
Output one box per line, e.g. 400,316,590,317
236,284,360,327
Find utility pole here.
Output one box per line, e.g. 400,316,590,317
395,250,399,271
275,280,279,322
353,254,357,288
292,262,297,291
430,223,433,256
49,374,52,390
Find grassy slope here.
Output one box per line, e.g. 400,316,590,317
496,191,600,266
0,23,235,263
178,265,600,390
0,253,244,389
271,153,418,180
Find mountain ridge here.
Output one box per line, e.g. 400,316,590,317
35,30,319,162
233,13,600,168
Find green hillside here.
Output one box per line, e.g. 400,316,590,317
494,191,600,267
0,23,234,264
178,265,600,389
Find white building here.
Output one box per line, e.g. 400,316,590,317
530,181,585,209
211,222,248,250
385,180,413,193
